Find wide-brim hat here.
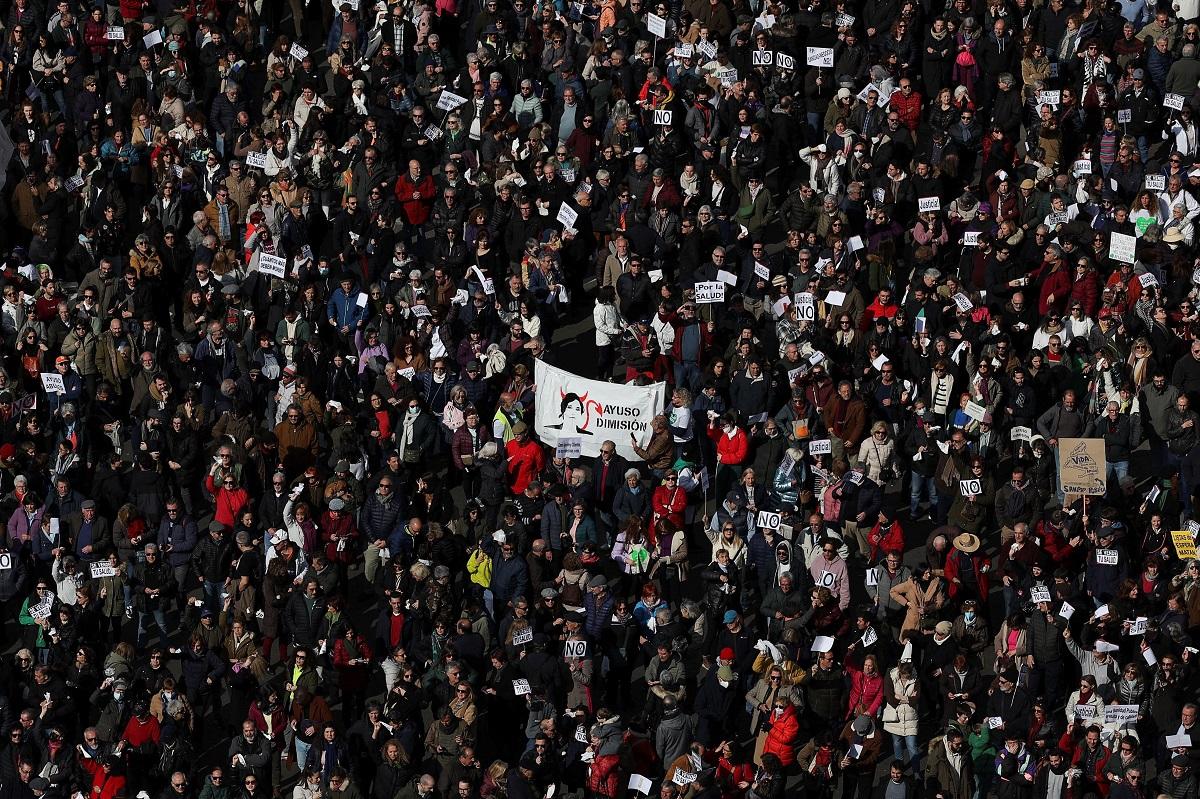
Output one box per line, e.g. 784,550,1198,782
953,532,981,553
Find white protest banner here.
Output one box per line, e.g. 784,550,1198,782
1011,426,1032,442
512,627,533,645
437,90,468,112
1146,174,1167,192
556,203,578,229
674,43,694,58
806,47,834,67
697,41,717,60
40,373,65,394
963,231,981,246
960,479,983,496
143,30,163,48
1059,601,1075,620
556,437,582,458
1139,272,1159,288
653,109,673,126
1038,90,1061,107
512,679,532,696
866,567,880,587
757,511,781,530
694,281,725,303
1118,109,1132,123
964,401,987,421
716,68,738,86
244,150,268,169
1030,587,1052,604
809,439,832,455
861,627,878,647
290,43,309,61
752,50,774,66
672,771,697,787
1110,231,1137,264
649,270,664,284
1074,704,1098,718
64,176,84,192
1097,549,1120,565
482,277,495,295
534,359,666,462
257,252,287,278
918,196,941,212
811,635,835,652
628,776,653,795
90,562,117,579
848,235,865,252
1167,733,1193,749
775,52,795,70
716,269,738,285
1104,705,1140,726
30,597,53,620
754,263,771,281
952,292,973,312
824,290,847,306
0,552,11,570
1074,159,1093,175
792,292,815,321
563,639,588,658
646,13,667,37
1128,617,1148,635
106,26,125,40
836,12,855,26
1166,93,1187,111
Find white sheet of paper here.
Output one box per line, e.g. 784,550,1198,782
810,635,834,653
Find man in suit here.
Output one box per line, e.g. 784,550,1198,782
64,499,112,564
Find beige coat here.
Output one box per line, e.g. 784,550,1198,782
888,577,946,638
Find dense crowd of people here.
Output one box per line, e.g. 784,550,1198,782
4,0,1200,799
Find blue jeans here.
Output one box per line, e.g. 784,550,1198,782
674,361,701,393
892,732,920,768
910,473,938,515
137,608,169,647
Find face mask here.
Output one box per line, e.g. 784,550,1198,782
78,234,89,244
319,267,329,275
964,611,976,623
718,679,730,688
765,428,778,438
408,407,420,416
113,691,124,701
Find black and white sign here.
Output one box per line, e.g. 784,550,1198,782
918,196,941,213
752,50,774,66
513,627,533,646
653,109,672,126
1097,549,1120,565
694,282,725,304
257,252,287,278
806,47,834,67
563,640,588,658
959,479,982,496
756,511,781,530
512,679,532,696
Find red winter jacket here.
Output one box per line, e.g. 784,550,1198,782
587,752,623,799
761,703,801,766
394,173,436,226
709,426,749,466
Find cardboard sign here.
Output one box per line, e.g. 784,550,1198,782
753,263,771,281
775,52,795,70
556,437,582,458
674,43,694,58
716,68,738,86
672,771,697,786
1074,703,1097,718
1058,438,1108,496
963,231,981,246
809,439,832,455
1173,530,1199,560
1165,93,1187,111
1011,426,1032,442
810,635,835,652
143,30,163,48
959,478,983,496
646,13,667,37
1097,549,1120,565
653,109,672,126
694,282,725,304
697,41,717,60
752,50,774,66
512,679,532,695
918,196,941,213
90,562,117,579
291,43,309,61
1103,705,1140,726
1139,272,1159,288
757,511,781,530
836,12,855,26
513,627,533,645
806,47,834,67
1073,159,1093,175
563,639,588,658
244,151,268,169
964,401,987,421
1146,174,1167,192
952,292,973,312
1030,587,1052,604
106,26,125,40
30,597,53,620
1109,231,1137,263
437,90,468,111
794,292,816,320
556,203,578,229
628,776,653,795
1128,617,1148,635
257,252,287,278
40,373,65,394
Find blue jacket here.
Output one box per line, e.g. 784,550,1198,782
326,287,367,329
490,551,529,606
612,484,650,526
157,515,199,568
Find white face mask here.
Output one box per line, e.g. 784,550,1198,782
408,407,420,416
